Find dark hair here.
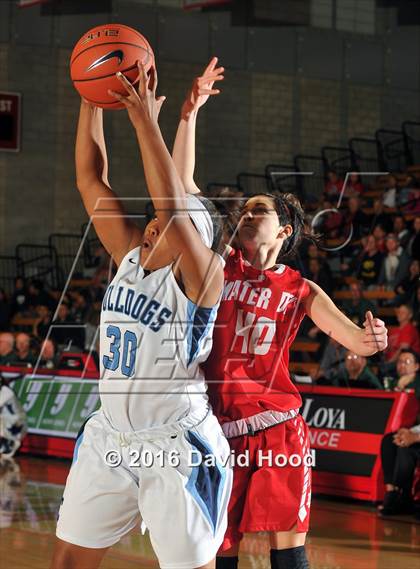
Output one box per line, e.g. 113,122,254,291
194,195,224,254
211,199,241,243
247,192,318,259
30,279,43,291
144,195,223,254
399,348,420,364
373,223,386,232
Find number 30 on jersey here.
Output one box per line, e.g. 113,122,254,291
103,325,138,377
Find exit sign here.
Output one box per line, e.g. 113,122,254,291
0,92,21,152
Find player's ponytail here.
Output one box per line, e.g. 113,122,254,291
261,193,318,259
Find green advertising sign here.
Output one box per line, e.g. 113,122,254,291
21,376,52,430
68,381,101,434
13,375,100,438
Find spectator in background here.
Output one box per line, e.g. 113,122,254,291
407,216,420,261
390,349,420,393
372,224,387,253
70,290,92,324
346,172,364,195
296,242,323,283
301,242,324,275
380,425,420,519
50,302,84,350
314,338,347,383
11,277,28,317
91,245,112,294
401,187,420,216
32,305,52,340
393,215,410,248
39,338,58,369
393,259,420,307
370,199,393,233
307,258,334,296
12,333,36,367
0,333,15,366
331,350,382,389
318,198,344,239
324,170,344,200
378,234,411,290
383,175,398,209
27,279,53,313
397,174,420,215
0,288,11,331
306,242,323,261
340,280,376,327
50,302,71,345
385,305,420,363
353,235,383,288
343,196,370,240
379,350,420,519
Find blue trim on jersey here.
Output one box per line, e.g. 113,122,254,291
72,432,84,464
186,301,195,366
186,301,217,367
71,412,98,464
185,430,226,535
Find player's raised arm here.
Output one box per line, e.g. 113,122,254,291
109,64,223,307
304,279,388,356
75,100,142,267
172,57,224,195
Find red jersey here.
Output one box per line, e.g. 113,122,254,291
206,249,311,423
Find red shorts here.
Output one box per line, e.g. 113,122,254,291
220,414,312,551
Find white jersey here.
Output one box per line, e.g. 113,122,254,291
99,246,220,432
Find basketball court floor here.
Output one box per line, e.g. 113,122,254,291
1,456,419,569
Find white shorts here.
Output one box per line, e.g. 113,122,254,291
56,406,232,569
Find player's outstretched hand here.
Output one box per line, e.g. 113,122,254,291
361,310,388,353
108,62,166,129
181,56,224,120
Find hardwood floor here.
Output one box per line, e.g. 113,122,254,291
1,456,418,569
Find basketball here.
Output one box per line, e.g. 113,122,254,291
70,23,154,109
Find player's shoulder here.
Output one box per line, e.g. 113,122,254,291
117,245,141,270
275,264,311,298
223,244,236,259
274,263,303,282
222,246,239,268
109,245,146,285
